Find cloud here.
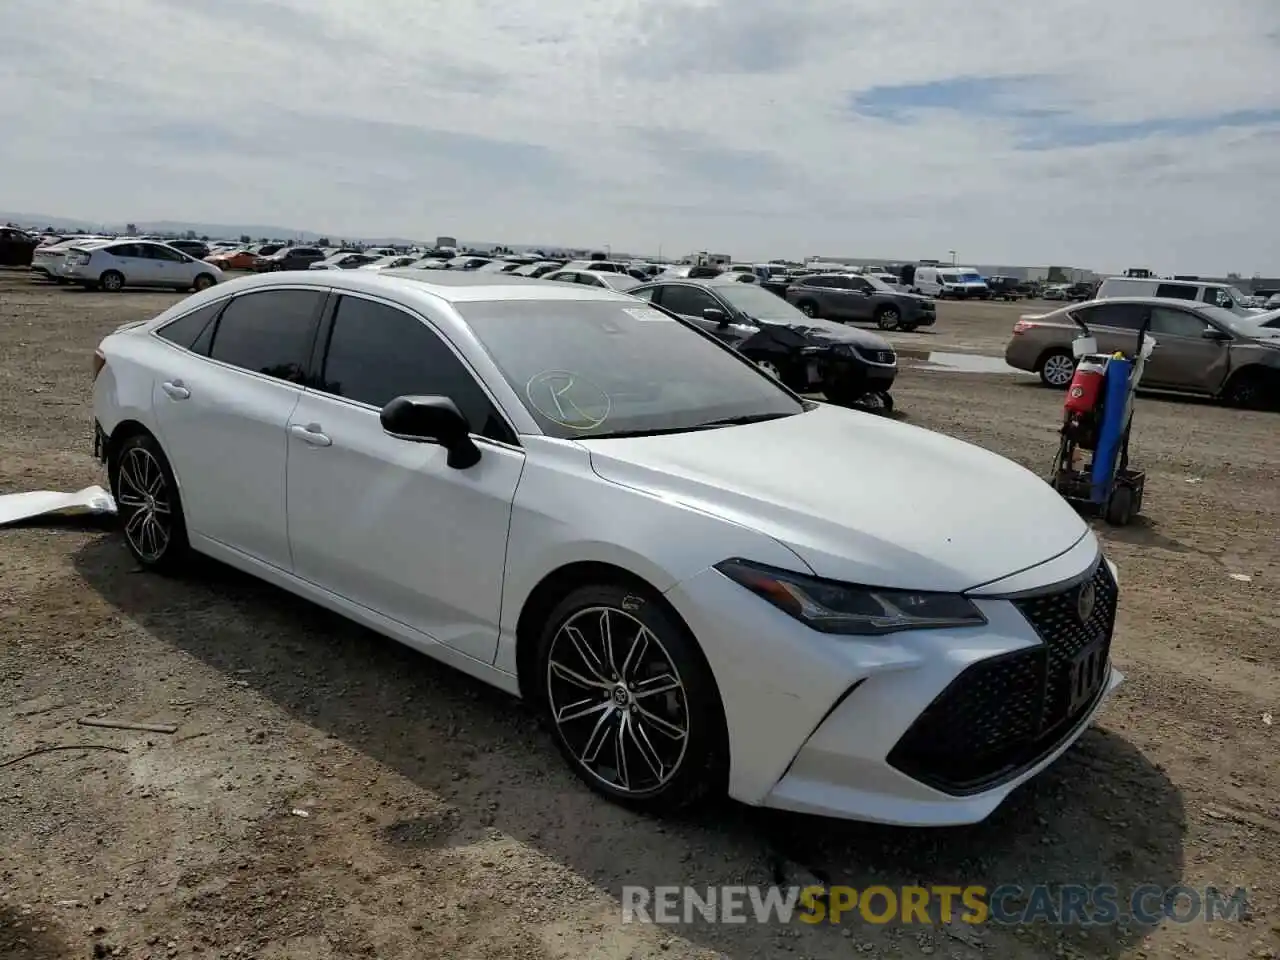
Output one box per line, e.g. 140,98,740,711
1,0,1277,272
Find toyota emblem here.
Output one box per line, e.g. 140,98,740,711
1077,581,1096,623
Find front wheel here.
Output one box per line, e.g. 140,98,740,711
109,433,191,572
192,273,216,291
797,300,818,318
1039,350,1075,388
537,584,726,813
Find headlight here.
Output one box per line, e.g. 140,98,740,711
714,559,987,636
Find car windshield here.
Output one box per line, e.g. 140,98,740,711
601,275,639,290
1222,309,1280,336
940,273,959,283
864,276,898,292
959,272,982,283
712,283,811,323
1225,285,1249,304
457,299,805,440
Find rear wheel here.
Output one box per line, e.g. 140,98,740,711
797,300,818,318
1105,485,1135,526
537,584,726,813
1222,369,1275,410
1039,350,1075,388
99,270,125,292
109,433,190,572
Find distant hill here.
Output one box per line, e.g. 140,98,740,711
0,211,422,246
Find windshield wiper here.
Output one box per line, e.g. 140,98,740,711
583,412,793,440
689,412,795,429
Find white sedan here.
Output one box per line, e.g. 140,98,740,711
91,270,1122,825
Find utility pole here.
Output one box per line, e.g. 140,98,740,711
948,250,956,265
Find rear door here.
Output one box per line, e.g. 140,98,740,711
105,243,157,285
1145,306,1229,392
150,287,326,570
1072,301,1149,356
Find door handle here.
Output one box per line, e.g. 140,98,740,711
289,423,332,447
161,380,190,400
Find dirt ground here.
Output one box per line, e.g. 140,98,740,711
1,271,1276,960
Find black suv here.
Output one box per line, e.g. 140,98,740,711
0,226,40,267
629,278,898,408
784,273,936,331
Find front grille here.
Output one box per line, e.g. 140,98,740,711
887,560,1117,795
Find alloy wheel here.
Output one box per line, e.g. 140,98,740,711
757,359,783,379
116,447,172,562
1042,353,1075,387
545,606,690,795
877,308,900,330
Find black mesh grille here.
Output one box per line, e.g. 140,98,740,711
887,561,1118,795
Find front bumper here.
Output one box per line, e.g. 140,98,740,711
665,551,1121,826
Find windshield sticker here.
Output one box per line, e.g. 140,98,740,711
621,307,672,322
525,371,611,431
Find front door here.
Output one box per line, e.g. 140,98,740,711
151,287,325,570
285,293,525,664
1144,306,1230,392
654,284,754,345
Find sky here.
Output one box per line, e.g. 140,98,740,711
2,0,1278,274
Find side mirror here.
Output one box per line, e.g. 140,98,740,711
380,395,481,469
1201,327,1231,342
703,307,729,327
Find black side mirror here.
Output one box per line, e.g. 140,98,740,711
380,395,481,469
1201,327,1231,342
703,307,729,327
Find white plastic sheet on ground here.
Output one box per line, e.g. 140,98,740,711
0,485,117,526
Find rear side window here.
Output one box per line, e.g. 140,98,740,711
317,295,514,443
208,289,325,383
156,301,225,351
107,243,140,258
1076,303,1148,330
1155,283,1197,301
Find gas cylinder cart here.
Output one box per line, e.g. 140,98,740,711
1048,313,1156,526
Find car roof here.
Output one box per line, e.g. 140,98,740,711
198,266,638,305
1050,296,1217,310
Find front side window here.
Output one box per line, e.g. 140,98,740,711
659,285,720,317
208,289,325,383
457,299,805,440
317,296,513,442
1149,307,1210,339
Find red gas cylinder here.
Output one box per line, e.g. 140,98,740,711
1064,357,1107,416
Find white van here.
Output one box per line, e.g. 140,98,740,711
914,266,990,299
1095,277,1260,317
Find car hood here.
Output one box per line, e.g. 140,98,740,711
752,317,893,351
582,403,1091,592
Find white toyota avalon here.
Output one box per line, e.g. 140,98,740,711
91,269,1122,826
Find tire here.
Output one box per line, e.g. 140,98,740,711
823,381,862,406
1105,485,1134,526
536,583,727,813
192,273,216,292
108,433,191,573
797,300,818,318
874,305,901,331
99,270,125,292
1038,349,1075,388
1221,369,1274,410
755,358,784,380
